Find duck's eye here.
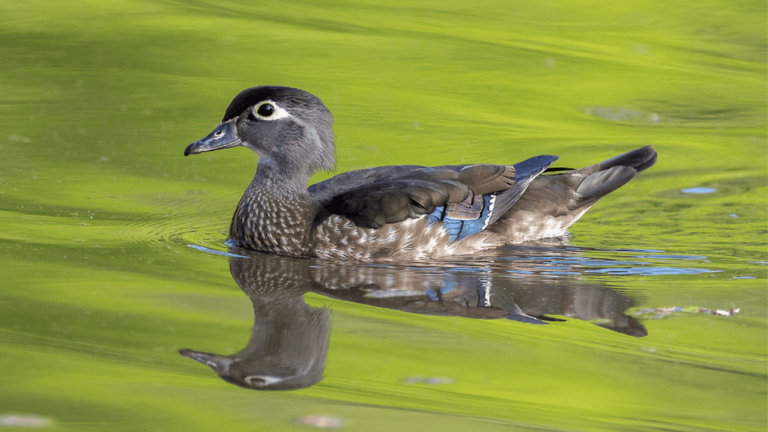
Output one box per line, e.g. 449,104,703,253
251,101,291,121
256,103,274,117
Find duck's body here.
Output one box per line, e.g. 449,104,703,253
185,86,657,261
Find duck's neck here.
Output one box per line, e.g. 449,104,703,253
229,160,316,255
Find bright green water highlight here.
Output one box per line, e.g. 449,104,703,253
1,0,766,430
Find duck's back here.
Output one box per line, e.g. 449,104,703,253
306,156,559,260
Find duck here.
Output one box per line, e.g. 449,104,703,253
184,86,657,261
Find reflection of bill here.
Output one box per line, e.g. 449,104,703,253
180,251,645,390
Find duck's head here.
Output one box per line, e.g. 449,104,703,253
178,348,326,391
184,86,335,175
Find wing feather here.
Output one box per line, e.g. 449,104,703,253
310,157,557,230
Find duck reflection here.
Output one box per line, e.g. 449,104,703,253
180,249,646,390
180,256,331,390
310,259,646,337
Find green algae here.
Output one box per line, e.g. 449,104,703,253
0,0,766,430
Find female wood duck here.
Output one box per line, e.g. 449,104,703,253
184,86,657,261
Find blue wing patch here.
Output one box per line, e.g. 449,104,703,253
427,193,495,241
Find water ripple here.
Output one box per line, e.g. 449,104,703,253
586,267,718,276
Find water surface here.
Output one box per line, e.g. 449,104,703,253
1,1,766,430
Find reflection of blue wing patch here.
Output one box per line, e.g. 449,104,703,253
427,193,495,241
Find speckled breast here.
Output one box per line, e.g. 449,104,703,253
229,190,314,256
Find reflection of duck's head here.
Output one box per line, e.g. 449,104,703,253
180,254,331,391
178,313,328,391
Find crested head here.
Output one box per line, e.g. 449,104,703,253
185,86,335,178
228,86,335,174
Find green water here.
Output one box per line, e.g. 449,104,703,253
1,0,766,430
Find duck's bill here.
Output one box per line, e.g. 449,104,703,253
178,348,233,372
184,118,241,156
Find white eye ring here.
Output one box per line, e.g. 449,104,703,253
252,100,292,121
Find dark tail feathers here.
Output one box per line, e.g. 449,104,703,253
574,146,657,204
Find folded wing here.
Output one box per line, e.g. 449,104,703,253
310,156,558,230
